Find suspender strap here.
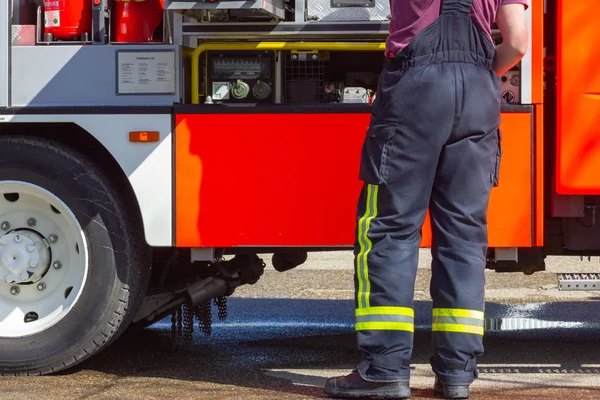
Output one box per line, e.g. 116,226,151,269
441,0,473,14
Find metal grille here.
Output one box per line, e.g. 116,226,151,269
557,272,600,291
283,52,328,104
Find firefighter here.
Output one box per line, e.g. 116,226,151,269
324,0,528,399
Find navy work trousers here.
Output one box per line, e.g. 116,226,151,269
352,0,501,387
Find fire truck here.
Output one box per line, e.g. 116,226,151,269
0,0,596,375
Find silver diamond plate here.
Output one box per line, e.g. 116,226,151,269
11,25,36,46
307,0,390,21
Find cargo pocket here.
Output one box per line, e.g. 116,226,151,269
491,128,502,187
358,124,396,185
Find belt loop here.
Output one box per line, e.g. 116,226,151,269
384,54,412,71
400,55,412,71
396,55,408,71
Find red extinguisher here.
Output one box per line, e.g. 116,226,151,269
43,0,92,40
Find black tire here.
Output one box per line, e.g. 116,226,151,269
0,136,151,376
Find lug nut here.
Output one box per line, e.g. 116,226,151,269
53,261,62,270
10,286,20,295
48,234,58,243
37,282,46,291
27,244,36,253
0,221,9,231
0,236,6,245
27,218,37,227
14,234,22,243
30,260,39,268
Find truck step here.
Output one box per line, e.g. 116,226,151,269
557,273,600,291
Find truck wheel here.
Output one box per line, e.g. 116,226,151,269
0,136,150,375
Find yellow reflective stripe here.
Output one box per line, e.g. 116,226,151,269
362,184,378,308
432,308,484,320
433,316,483,328
357,314,413,324
356,184,378,309
356,321,414,332
355,185,372,309
355,306,414,317
432,309,484,335
432,323,484,336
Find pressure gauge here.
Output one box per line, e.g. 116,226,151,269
212,82,231,101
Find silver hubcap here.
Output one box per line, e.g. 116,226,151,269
0,181,88,338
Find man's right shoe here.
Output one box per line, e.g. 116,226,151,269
433,377,470,399
324,370,411,399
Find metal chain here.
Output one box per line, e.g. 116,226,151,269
215,296,228,321
170,296,230,347
170,306,184,351
170,309,178,351
182,303,195,344
195,300,213,336
177,305,183,339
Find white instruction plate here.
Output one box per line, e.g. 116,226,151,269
116,49,176,95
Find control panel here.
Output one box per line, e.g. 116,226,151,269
500,69,521,104
206,51,275,104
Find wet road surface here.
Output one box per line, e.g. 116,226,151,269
2,252,600,399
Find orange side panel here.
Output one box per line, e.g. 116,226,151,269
175,110,534,248
531,0,544,105
175,112,368,248
535,104,544,246
556,0,600,194
488,111,534,247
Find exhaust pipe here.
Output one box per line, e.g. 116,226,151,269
187,276,230,306
136,254,265,323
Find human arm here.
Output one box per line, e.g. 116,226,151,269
493,3,529,75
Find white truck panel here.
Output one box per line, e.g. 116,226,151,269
520,4,533,104
0,1,9,108
11,45,180,107
0,114,172,246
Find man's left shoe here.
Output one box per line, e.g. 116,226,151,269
323,370,411,399
433,376,470,399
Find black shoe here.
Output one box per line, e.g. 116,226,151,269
323,370,411,399
433,377,470,399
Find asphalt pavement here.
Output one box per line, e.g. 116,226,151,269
2,250,600,400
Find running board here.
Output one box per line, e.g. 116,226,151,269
557,273,600,291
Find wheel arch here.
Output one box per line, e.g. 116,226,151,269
0,122,147,245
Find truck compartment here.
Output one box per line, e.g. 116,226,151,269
174,42,540,248
556,0,600,194
174,104,539,248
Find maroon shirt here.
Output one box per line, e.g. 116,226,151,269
387,0,529,55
